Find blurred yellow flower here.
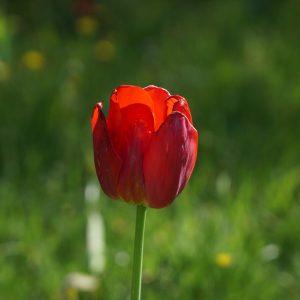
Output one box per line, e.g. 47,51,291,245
65,287,78,300
22,50,46,71
0,60,11,81
75,16,98,36
215,252,233,268
94,40,116,62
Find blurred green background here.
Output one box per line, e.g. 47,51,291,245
1,0,300,299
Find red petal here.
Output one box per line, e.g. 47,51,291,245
116,118,151,203
107,85,155,156
92,103,122,198
144,85,171,130
114,104,153,203
111,103,154,158
143,112,198,208
110,85,154,110
167,95,193,123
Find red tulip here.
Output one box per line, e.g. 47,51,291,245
91,85,198,208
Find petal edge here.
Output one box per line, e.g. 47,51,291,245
92,103,122,198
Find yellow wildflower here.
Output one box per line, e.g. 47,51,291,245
65,287,78,300
215,252,233,268
22,50,45,71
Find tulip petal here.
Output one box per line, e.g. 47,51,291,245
92,103,122,198
107,85,155,157
108,102,154,155
116,118,150,204
167,95,193,123
143,112,198,208
110,85,154,110
144,85,171,130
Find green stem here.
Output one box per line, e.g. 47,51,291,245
131,205,147,300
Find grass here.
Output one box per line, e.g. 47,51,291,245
1,167,299,299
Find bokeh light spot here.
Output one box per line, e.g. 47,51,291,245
0,60,11,81
22,50,46,71
94,40,116,62
75,16,98,36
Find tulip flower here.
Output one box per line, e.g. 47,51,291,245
91,84,198,300
91,85,198,209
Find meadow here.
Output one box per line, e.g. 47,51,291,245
0,0,300,299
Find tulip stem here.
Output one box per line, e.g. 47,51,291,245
131,204,147,300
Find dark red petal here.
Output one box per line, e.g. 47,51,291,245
107,103,153,203
92,103,122,198
144,85,171,130
143,112,198,208
116,119,151,204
